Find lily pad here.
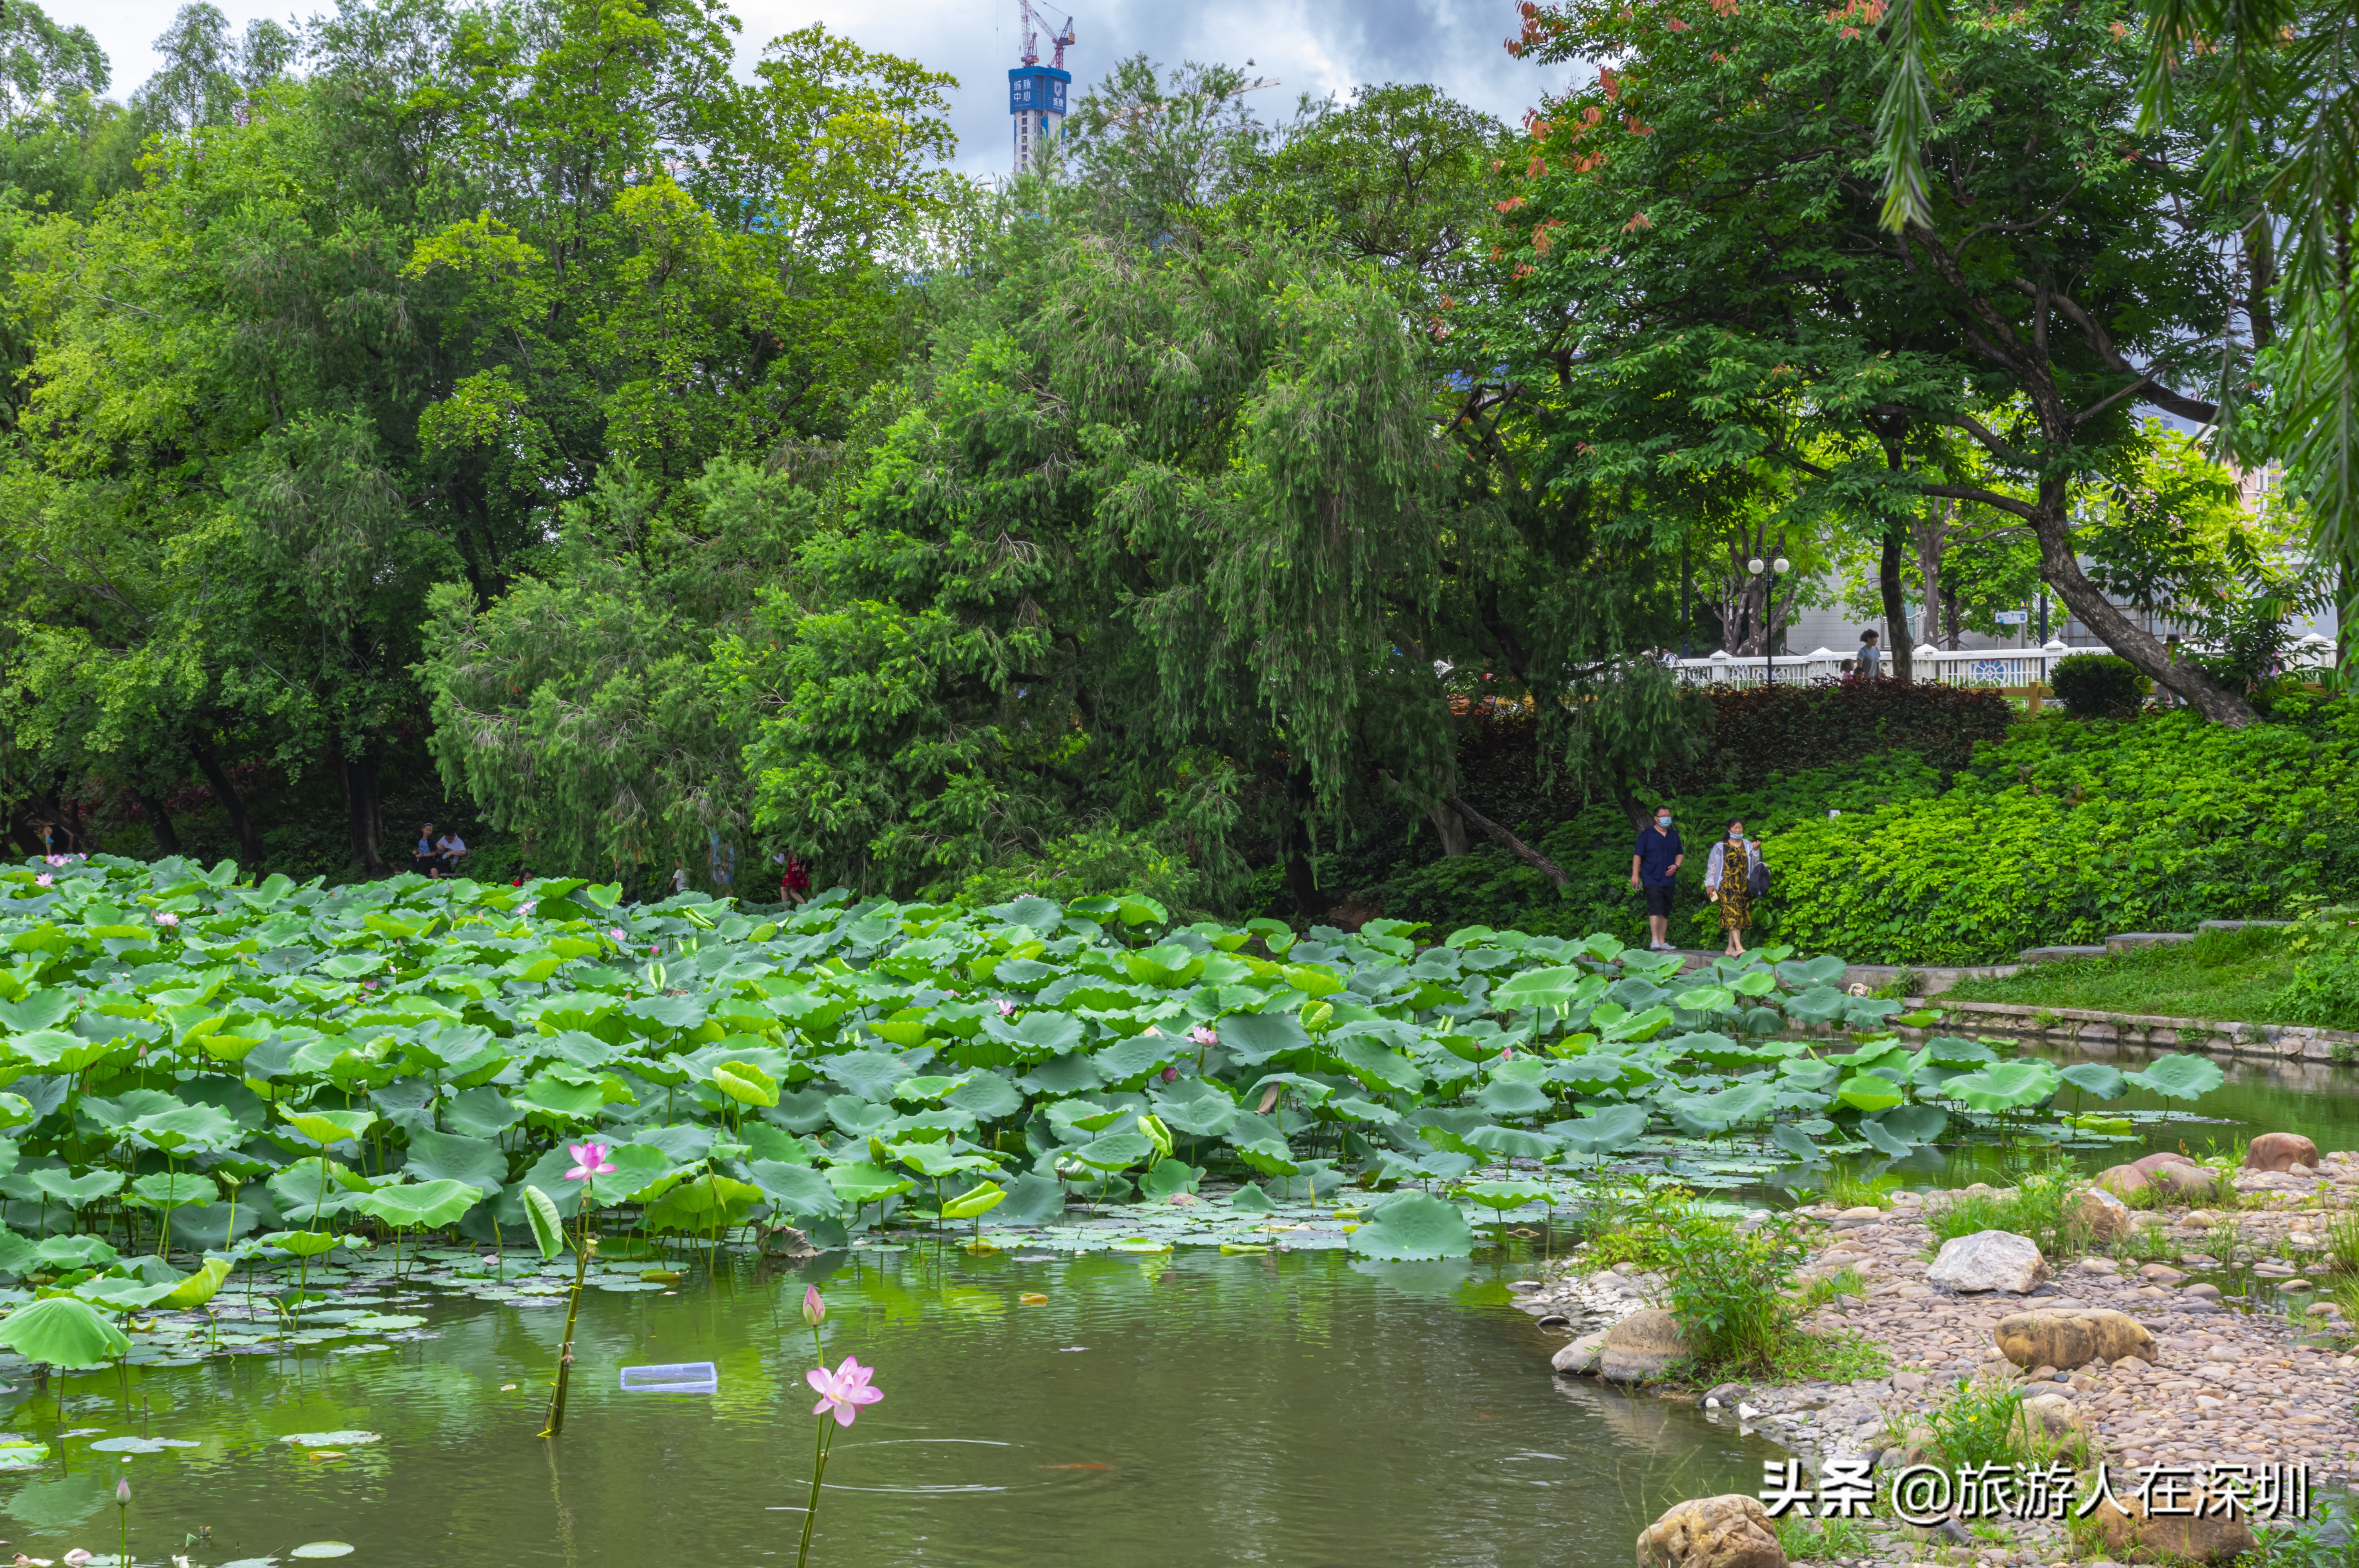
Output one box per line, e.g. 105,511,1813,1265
281,1430,383,1447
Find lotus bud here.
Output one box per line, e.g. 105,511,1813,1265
116,1478,131,1503
802,1286,826,1327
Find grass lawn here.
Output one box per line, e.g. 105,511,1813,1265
1936,925,2321,1026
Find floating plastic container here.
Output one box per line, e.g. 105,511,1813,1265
619,1361,718,1394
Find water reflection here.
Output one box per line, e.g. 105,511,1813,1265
0,1247,1780,1568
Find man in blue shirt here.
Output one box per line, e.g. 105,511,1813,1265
1628,808,1685,952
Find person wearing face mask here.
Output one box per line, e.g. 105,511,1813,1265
1704,817,1764,957
1629,806,1685,951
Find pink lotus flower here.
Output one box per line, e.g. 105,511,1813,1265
520,901,536,915
153,911,179,927
1189,1025,1218,1048
995,998,1016,1017
1160,1066,1180,1082
609,927,626,942
34,874,51,887
807,1355,882,1428
802,1285,826,1327
43,854,65,867
563,1141,616,1181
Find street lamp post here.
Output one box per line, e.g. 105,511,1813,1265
1746,556,1792,685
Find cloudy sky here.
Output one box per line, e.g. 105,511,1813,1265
90,0,1574,177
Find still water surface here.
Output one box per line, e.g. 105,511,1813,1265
2,1247,1778,1568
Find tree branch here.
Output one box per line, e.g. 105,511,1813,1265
1444,795,1566,887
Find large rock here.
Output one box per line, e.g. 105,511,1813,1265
2096,1164,2150,1199
1599,1308,1692,1384
1927,1230,2050,1294
2088,1475,2258,1563
1553,1330,1607,1375
2147,1161,2223,1200
2246,1132,2322,1173
2019,1392,2088,1439
1994,1307,2156,1369
2132,1151,2204,1175
2072,1186,2135,1242
1636,1495,1787,1568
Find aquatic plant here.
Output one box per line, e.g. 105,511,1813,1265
535,1142,614,1437
0,854,2239,1303
795,1287,881,1568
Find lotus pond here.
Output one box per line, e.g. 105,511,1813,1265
0,855,2331,1562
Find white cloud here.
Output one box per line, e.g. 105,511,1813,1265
87,0,1578,177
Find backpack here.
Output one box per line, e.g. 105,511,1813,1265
1746,851,1771,899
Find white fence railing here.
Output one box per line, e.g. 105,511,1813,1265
1668,633,2338,689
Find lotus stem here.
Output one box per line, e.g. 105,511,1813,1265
539,1219,595,1437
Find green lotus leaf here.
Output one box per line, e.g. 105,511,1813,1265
1491,965,1590,1009
279,1105,377,1148
1064,1131,1154,1172
1834,1073,1907,1113
31,1168,126,1207
2058,1063,2128,1100
353,1178,480,1229
749,1159,843,1217
2123,1054,2225,1102
1136,1159,1202,1200
127,1172,215,1209
939,1181,1007,1220
403,1129,508,1195
642,1173,764,1233
129,1103,244,1154
522,1186,567,1260
1556,1103,1648,1156
1459,1178,1548,1214
0,1296,131,1368
712,1060,781,1108
1945,1059,2061,1112
1666,1081,1777,1135
1349,1191,1474,1260
824,1162,916,1205
163,1256,233,1309
260,1229,345,1259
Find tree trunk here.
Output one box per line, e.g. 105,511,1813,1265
1914,508,1948,647
1427,802,1469,857
1281,767,1326,918
137,793,183,857
193,746,263,873
1444,795,1567,887
1878,528,1914,681
2028,486,2259,724
337,750,390,876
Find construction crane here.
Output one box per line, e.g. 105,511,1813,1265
1009,2,1078,174
1018,0,1075,69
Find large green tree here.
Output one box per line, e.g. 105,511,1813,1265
1506,0,2266,721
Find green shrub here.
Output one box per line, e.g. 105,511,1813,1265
1762,698,2359,963
2279,905,2359,1030
2049,652,2150,718
1925,1169,2090,1259
1922,1375,2088,1470
947,822,1213,920
1663,1211,1807,1376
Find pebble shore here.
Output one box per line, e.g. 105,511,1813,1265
1523,1153,2359,1563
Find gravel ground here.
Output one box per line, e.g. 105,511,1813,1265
1517,1153,2359,1563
